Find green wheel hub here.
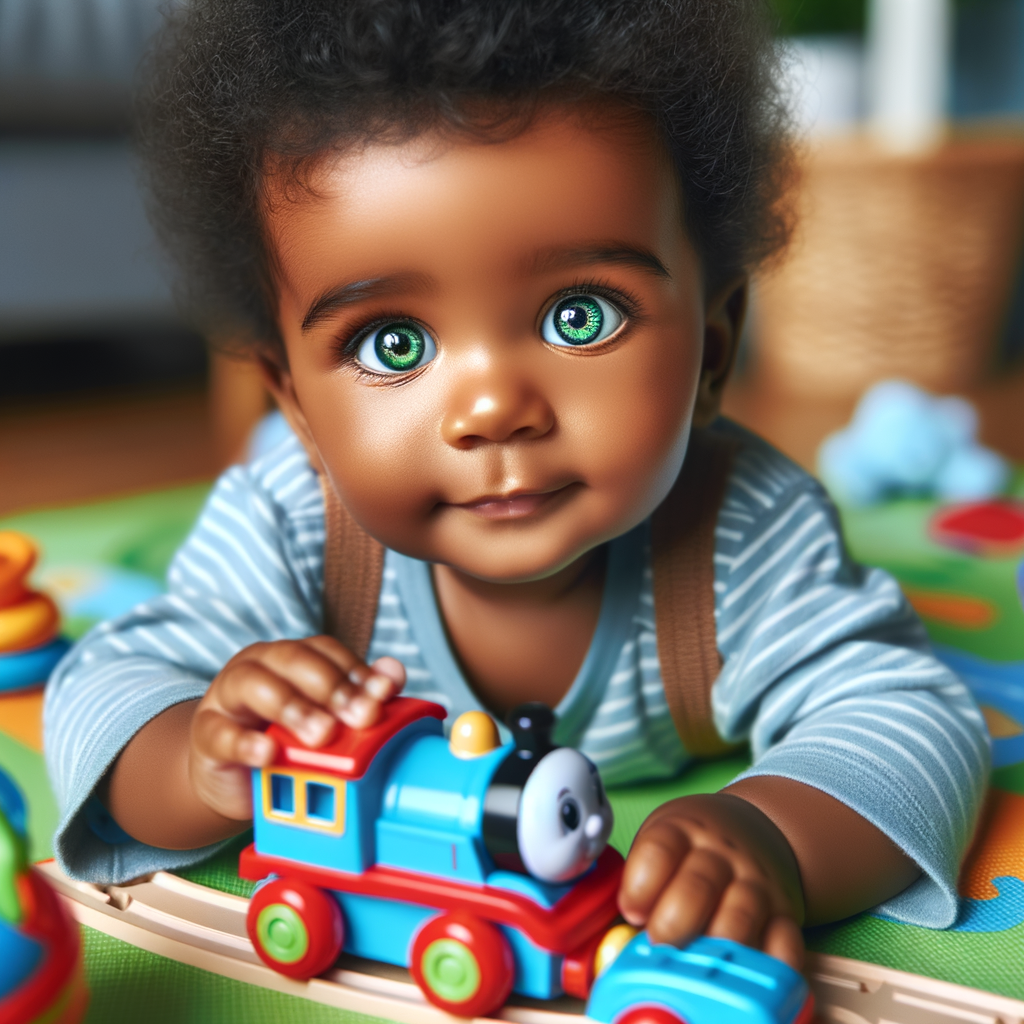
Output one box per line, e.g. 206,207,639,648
256,903,310,964
421,938,481,1003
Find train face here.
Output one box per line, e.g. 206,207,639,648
240,698,623,1012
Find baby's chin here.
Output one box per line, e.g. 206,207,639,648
423,528,611,584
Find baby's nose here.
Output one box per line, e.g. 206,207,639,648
584,813,605,839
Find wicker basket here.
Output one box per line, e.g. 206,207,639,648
755,137,1024,398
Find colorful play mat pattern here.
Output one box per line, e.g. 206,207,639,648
2,474,1024,1019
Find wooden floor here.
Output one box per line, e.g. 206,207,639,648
0,387,217,515
2,364,1023,518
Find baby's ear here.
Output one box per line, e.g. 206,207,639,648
693,276,748,427
258,355,327,475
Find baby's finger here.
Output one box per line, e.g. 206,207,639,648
645,847,734,947
370,656,406,688
251,638,355,705
192,707,277,767
706,878,771,949
763,915,804,971
620,818,693,925
302,638,401,720
218,660,337,746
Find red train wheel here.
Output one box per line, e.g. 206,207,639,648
410,912,514,1017
247,878,343,979
615,1006,689,1024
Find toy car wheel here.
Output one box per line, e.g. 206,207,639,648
247,878,343,980
410,912,515,1017
615,1006,690,1024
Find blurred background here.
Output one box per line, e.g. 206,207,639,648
2,0,1024,514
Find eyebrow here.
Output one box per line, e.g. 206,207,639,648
529,242,670,279
301,272,431,333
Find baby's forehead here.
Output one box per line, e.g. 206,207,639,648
262,105,694,295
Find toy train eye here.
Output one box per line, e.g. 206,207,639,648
356,321,437,374
542,294,623,347
560,798,580,832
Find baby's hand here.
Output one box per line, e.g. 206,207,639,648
618,793,805,969
189,637,404,820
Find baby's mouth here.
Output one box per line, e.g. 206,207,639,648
455,483,578,520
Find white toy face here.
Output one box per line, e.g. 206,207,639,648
517,748,613,883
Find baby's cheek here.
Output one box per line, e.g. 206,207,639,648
313,394,444,527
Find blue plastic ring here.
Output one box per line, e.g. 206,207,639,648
0,637,71,693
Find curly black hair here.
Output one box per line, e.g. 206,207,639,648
138,0,793,354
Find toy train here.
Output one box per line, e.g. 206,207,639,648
240,698,812,1023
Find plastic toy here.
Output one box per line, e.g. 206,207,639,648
817,379,1010,506
0,769,87,1024
0,532,70,694
240,698,620,1015
588,932,813,1024
238,697,813,1021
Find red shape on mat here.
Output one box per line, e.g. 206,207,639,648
930,502,1024,556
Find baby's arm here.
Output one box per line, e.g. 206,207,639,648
103,640,404,850
44,436,388,881
618,776,919,969
614,431,989,966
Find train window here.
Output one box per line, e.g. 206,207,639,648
270,773,295,815
306,782,336,824
261,768,346,833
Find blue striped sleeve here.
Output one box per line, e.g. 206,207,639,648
43,435,326,882
710,423,990,928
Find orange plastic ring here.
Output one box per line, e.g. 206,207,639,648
0,592,59,653
0,532,38,608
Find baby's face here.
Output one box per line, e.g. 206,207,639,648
266,104,719,583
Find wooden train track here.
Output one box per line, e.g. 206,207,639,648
36,860,1024,1024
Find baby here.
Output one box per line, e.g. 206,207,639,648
45,0,988,971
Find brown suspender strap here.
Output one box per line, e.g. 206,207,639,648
651,427,740,758
320,478,385,660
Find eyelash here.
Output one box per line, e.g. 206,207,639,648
332,279,644,378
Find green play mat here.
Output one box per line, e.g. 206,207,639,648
3,476,1024,1021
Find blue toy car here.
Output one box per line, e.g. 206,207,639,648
587,932,813,1024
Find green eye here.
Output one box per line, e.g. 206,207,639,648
356,321,436,374
542,294,623,347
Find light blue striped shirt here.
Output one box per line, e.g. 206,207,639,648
44,419,989,929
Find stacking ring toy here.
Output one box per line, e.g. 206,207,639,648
0,533,36,608
0,594,59,654
0,638,71,694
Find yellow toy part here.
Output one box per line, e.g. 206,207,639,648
0,532,37,608
448,710,501,759
593,923,639,978
0,592,59,653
